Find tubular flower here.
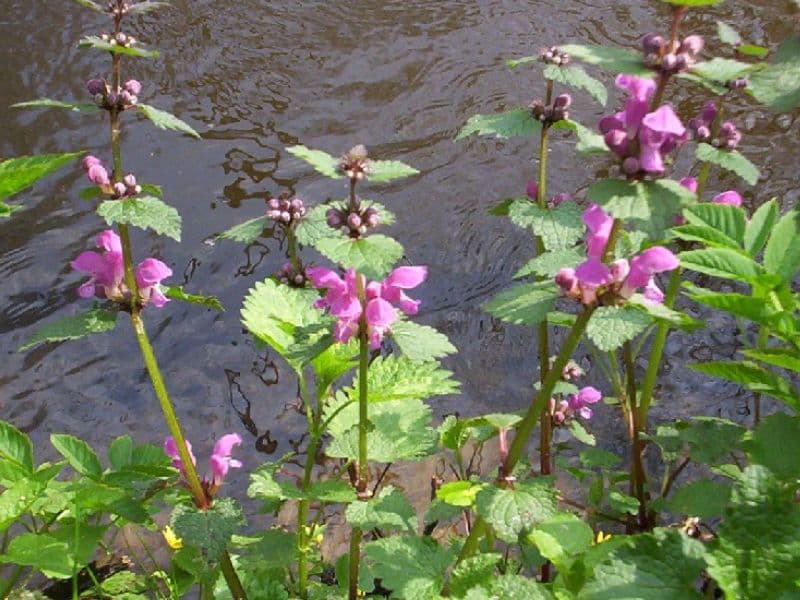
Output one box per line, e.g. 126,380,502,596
164,433,243,490
308,266,427,349
135,258,172,308
552,386,602,424
712,190,743,207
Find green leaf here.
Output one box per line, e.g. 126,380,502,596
515,248,584,279
676,72,729,96
542,64,607,105
743,348,800,373
437,480,485,507
684,202,746,246
569,420,596,446
171,497,244,563
346,486,416,534
19,308,118,352
559,44,652,76
580,448,621,469
662,0,722,4
581,528,706,599
450,555,503,598
217,216,267,244
365,536,457,600
108,435,133,470
586,306,651,352
749,35,800,112
744,198,779,256
78,36,160,58
738,44,769,58
609,490,640,515
680,417,745,465
745,414,800,481
311,339,358,397
688,361,799,408
72,0,103,11
424,497,462,526
11,99,99,113
569,120,609,154
671,224,741,250
137,104,200,138
527,512,593,577
314,234,403,280
679,248,763,284
0,152,83,202
351,356,459,403
389,320,457,362
286,145,339,178
368,160,419,182
716,21,741,45
667,479,731,518
508,200,585,251
484,282,559,326
695,143,759,185
691,58,760,84
0,201,21,217
0,533,73,579
127,0,170,13
50,434,102,479
164,286,224,311
97,196,182,241
628,294,704,332
475,480,557,542
456,108,542,140
483,575,555,599
763,209,800,283
683,287,777,326
0,422,34,473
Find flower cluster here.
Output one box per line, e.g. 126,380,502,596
165,433,242,494
641,32,704,74
71,230,171,308
338,144,372,181
105,0,131,17
82,156,141,198
555,204,679,305
530,93,571,125
267,196,306,226
687,102,741,150
551,386,602,424
87,78,140,111
526,181,571,208
326,203,381,237
307,266,427,348
600,75,687,177
539,45,570,65
276,262,306,287
100,31,138,49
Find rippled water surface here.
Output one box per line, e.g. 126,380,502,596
1,1,798,501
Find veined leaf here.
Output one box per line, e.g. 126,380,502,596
12,99,99,113
763,209,800,283
749,35,800,112
50,434,102,479
542,64,607,105
0,533,74,579
456,108,542,140
0,152,83,202
668,479,731,519
508,197,585,251
164,286,224,311
389,320,456,362
745,415,800,481
738,44,769,58
744,199,779,256
19,309,118,352
171,498,244,563
515,248,584,279
684,202,746,246
628,294,704,331
743,348,800,374
286,145,339,179
97,196,182,241
567,120,609,154
137,104,200,138
671,224,740,250
437,480,485,507
296,204,344,246
449,553,503,598
691,58,761,84
216,216,267,244
679,248,763,284
78,35,160,58
314,234,403,280
0,422,34,473
695,143,759,185
559,44,652,76
689,361,799,408
345,486,416,534
368,160,419,182
475,480,558,542
484,282,559,326
350,355,459,403
586,306,651,352
684,287,778,326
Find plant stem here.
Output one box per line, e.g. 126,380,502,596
348,527,363,600
287,228,301,274
624,341,648,530
296,373,317,599
219,552,246,600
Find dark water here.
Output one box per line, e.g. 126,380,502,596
1,0,798,506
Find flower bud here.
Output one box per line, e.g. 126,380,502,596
107,91,118,106
727,77,748,90
87,164,110,186
280,211,291,224
124,79,142,95
268,198,281,210
123,173,137,188
554,93,572,109
82,155,102,170
87,78,106,95
113,182,127,197
604,130,629,156
719,121,736,137
115,32,127,45
526,180,538,200
347,213,362,230
94,93,106,107
555,268,578,294
674,53,689,72
622,156,640,175
293,274,305,286
712,190,743,206
290,198,304,212
365,211,380,228
695,125,711,140
119,91,133,106
326,209,342,228
661,53,677,72
680,35,704,56
642,33,665,55
267,209,281,220
700,101,717,125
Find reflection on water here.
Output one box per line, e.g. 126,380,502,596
0,1,797,506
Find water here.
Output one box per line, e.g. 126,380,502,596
1,1,797,508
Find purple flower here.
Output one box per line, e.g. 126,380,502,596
574,258,612,305
583,204,614,258
526,180,538,200
567,386,602,420
210,434,243,484
124,79,142,95
620,246,680,300
135,258,172,308
712,190,743,207
379,266,428,315
71,230,125,300
679,176,698,194
164,437,196,475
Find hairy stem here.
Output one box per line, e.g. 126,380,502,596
296,373,317,599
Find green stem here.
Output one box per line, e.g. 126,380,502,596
753,326,769,427
0,566,26,599
287,227,301,275
348,527,363,600
219,552,246,600
624,341,648,530
296,373,317,599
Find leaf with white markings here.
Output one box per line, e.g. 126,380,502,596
586,306,651,352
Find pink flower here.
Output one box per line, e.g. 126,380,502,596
82,155,111,186
164,433,242,487
135,258,172,308
712,190,742,207
567,386,602,420
71,230,125,300
620,246,680,301
583,204,614,258
679,177,698,194
164,437,196,475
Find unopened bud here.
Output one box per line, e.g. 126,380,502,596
622,156,640,175
123,174,137,188
290,198,304,212
674,53,689,72
113,182,127,197
549,192,571,207
326,209,342,228
268,198,281,210
365,212,380,228
695,125,711,140
555,268,578,294
661,53,677,72
82,155,102,170
554,93,572,109
347,213,362,230
280,211,291,224
87,79,106,95
604,130,629,156
124,79,142,95
115,32,127,45
680,35,704,56
119,91,133,106
642,33,665,55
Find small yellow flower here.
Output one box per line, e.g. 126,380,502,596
163,525,183,549
594,530,612,545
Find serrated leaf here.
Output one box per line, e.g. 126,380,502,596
684,202,746,246
559,44,652,76
0,152,83,202
743,348,800,373
315,234,403,280
569,420,596,446
668,479,731,519
527,512,594,573
346,486,416,534
217,216,267,244
137,104,200,138
78,35,160,58
744,198,779,256
0,533,73,579
683,286,777,326
127,0,169,13
164,286,224,311
484,575,555,599
716,21,741,45
171,498,244,563
11,99,99,113
749,35,800,112
369,160,419,182
50,434,102,479
350,355,459,403
456,108,542,140
586,306,651,352
0,422,34,473
763,209,800,283
745,415,800,481
695,143,759,185
484,282,559,326
96,196,182,241
19,308,118,352
543,64,607,105
389,320,456,362
286,145,339,178
108,435,133,470
475,480,557,542
671,224,740,250
508,200,585,251
688,361,798,408
568,120,609,154
437,480,485,507
628,294,704,332
449,553,502,598
515,248,584,279
679,248,763,284
311,339,358,397
580,448,621,469
691,58,760,84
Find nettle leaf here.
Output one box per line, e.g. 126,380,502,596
12,99,99,113
763,209,800,283
749,35,800,112
0,152,83,202
745,414,800,484
389,320,456,362
217,216,267,244
679,248,763,284
695,143,759,185
706,465,800,599
717,21,741,45
743,348,800,374
515,248,584,279
137,104,200,138
127,1,170,13
559,44,652,76
368,160,419,183
684,202,746,246
581,528,706,599
296,203,346,247
314,234,403,280
437,480,485,507
629,294,703,332
96,196,182,241
482,575,555,599
744,198,779,256
172,498,244,563
688,361,799,408
542,64,607,105
364,536,457,600
455,108,542,140
586,306,651,352
448,553,502,598
475,480,558,542
484,281,559,326
350,355,460,403
667,479,731,519
164,286,224,311
345,486,416,534
670,224,740,250
50,434,102,479
0,422,34,473
508,199,585,251
286,145,339,178
691,58,760,84
78,35,160,59
19,308,118,352
0,533,73,579
241,278,332,369
568,120,609,154
527,512,594,573
311,339,358,397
